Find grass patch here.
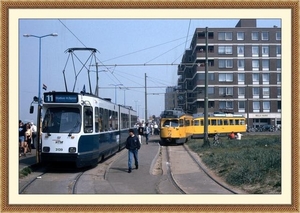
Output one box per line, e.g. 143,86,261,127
187,134,281,194
19,167,32,178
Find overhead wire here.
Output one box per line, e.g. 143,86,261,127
57,19,193,95
58,19,122,84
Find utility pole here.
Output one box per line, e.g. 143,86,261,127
145,73,148,122
203,27,210,147
95,62,99,96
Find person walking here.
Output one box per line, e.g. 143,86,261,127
25,123,32,154
137,123,144,144
19,120,26,157
30,122,37,149
125,129,141,173
144,123,150,144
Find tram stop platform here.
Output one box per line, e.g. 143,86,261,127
19,148,38,172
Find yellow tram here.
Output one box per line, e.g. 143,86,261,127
160,110,193,145
192,113,246,138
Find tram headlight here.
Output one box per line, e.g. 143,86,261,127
69,147,76,153
43,147,50,152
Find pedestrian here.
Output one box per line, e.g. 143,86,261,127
144,123,150,144
30,122,37,149
138,123,144,144
150,123,154,135
125,128,141,173
154,122,159,135
228,131,235,140
19,120,26,157
25,123,32,154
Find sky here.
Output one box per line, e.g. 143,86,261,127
19,18,281,123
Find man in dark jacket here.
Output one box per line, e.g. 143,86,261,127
125,129,141,173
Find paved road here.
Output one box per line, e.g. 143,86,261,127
20,135,245,195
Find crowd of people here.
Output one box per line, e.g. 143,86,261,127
19,120,37,157
134,121,160,144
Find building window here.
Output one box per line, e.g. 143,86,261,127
219,101,233,110
238,87,245,97
252,46,259,57
208,87,214,94
276,32,281,40
219,73,233,82
238,73,245,84
198,73,215,81
237,46,244,56
262,46,269,57
277,73,281,84
218,32,233,40
251,32,259,40
253,87,259,98
277,59,281,71
262,73,269,84
237,59,245,70
253,101,260,112
277,101,281,112
219,87,233,96
263,101,270,112
219,59,233,68
237,32,245,40
238,101,245,112
276,45,281,56
252,60,259,71
261,32,269,40
262,87,270,98
262,59,269,71
252,73,259,84
277,87,281,98
218,46,233,54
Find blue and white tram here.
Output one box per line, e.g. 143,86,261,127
41,91,137,168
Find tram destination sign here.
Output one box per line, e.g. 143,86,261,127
44,93,78,103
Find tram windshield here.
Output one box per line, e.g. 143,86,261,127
42,107,81,133
162,119,179,127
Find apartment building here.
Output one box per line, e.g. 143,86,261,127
174,19,281,127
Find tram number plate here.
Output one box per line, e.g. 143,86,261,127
56,148,63,151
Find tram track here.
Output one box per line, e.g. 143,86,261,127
19,165,89,194
165,144,238,194
165,145,186,194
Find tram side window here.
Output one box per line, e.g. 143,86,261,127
200,120,204,126
235,119,239,125
131,115,138,128
95,107,99,133
185,119,190,126
99,108,104,132
179,119,184,127
229,119,234,125
194,120,199,126
240,119,245,125
211,119,217,125
121,113,129,129
84,106,93,133
102,108,109,131
109,111,118,130
217,119,222,125
223,119,229,125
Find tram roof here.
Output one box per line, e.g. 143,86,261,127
160,109,187,118
193,113,245,118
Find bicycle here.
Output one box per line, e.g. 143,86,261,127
212,133,222,146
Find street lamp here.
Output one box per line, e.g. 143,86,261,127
121,87,129,105
23,33,58,163
109,84,123,104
